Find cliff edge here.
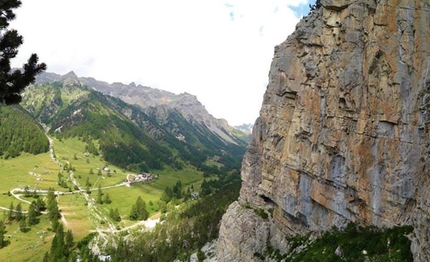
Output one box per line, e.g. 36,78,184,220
217,0,430,260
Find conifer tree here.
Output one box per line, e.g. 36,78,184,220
65,229,74,249
47,188,60,221
103,192,112,204
7,202,14,222
0,0,46,105
160,186,173,203
15,202,22,221
46,223,76,261
0,220,5,248
50,223,65,259
23,185,30,197
19,215,26,232
129,196,148,220
36,198,46,213
109,208,121,222
97,184,103,204
27,201,38,225
57,172,63,186
42,252,49,262
173,180,183,199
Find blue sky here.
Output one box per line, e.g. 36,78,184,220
11,0,312,126
289,2,312,17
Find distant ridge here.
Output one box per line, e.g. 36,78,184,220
34,71,249,146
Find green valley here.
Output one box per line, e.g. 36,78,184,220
0,135,209,261
0,79,247,261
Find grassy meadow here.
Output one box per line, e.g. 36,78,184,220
0,217,53,262
0,137,205,261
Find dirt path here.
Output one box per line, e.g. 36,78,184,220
56,194,69,228
2,131,151,240
68,171,117,235
121,217,160,231
0,206,28,213
93,215,160,234
10,188,32,205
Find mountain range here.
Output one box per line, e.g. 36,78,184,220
36,71,251,140
12,71,249,173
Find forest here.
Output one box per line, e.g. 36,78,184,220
0,106,49,158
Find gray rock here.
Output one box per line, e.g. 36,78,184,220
217,0,430,260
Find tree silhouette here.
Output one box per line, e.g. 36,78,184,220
0,0,46,105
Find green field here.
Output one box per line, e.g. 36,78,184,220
0,152,60,190
0,137,205,261
0,216,52,262
57,193,96,240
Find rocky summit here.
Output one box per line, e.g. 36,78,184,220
217,0,430,261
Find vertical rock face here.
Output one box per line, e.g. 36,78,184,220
217,0,430,261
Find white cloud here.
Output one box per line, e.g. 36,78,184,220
11,0,311,126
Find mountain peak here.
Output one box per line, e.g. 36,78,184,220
63,71,78,78
34,71,248,147
59,71,80,86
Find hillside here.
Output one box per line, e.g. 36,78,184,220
35,71,247,147
0,105,49,158
20,81,247,173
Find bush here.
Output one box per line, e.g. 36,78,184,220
288,223,414,262
254,208,269,219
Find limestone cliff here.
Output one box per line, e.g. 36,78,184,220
217,0,430,261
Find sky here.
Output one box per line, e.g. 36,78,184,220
10,0,312,126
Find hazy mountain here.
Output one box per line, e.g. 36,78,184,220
234,123,253,135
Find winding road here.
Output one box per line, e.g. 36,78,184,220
0,130,159,244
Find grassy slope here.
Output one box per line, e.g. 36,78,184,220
0,218,52,262
0,137,204,261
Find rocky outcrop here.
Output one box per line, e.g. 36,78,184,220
217,0,430,261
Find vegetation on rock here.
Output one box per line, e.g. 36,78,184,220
255,223,414,262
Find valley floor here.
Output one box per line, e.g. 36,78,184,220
0,135,206,261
